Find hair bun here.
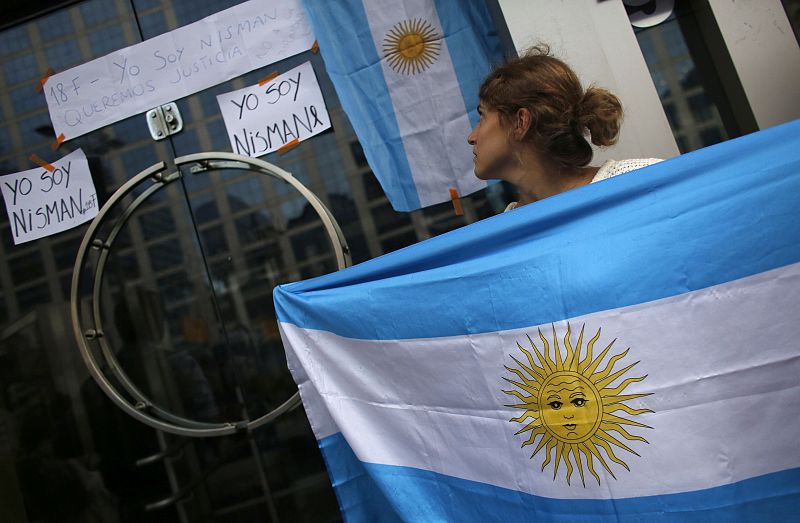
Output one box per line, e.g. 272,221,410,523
578,86,623,147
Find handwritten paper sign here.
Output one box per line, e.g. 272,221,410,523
217,61,331,157
44,0,314,141
1,149,98,245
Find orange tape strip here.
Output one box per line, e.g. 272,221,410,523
311,40,319,54
258,70,279,86
51,133,65,151
35,68,54,93
278,138,300,155
30,153,55,172
449,187,463,216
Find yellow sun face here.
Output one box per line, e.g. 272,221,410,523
540,371,602,443
383,18,441,75
503,324,653,486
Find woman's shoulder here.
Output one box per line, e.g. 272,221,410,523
592,158,663,183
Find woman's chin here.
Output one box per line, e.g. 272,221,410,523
473,168,492,181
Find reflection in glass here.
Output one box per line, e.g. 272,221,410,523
635,13,729,152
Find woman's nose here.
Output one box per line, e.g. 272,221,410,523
467,127,476,145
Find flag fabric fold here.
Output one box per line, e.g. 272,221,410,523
274,120,800,522
302,0,504,211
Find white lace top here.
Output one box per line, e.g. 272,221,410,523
504,158,662,211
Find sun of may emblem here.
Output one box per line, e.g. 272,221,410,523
383,18,441,75
503,324,653,486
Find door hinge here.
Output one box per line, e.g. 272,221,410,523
146,102,183,141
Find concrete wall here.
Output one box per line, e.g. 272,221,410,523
708,0,800,130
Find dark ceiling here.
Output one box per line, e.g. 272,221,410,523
1,0,82,31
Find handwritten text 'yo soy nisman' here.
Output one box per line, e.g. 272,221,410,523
43,0,314,140
216,62,332,158
4,163,96,236
231,71,323,155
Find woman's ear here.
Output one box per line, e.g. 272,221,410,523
513,107,532,140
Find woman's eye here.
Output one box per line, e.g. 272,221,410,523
571,398,587,407
548,401,562,409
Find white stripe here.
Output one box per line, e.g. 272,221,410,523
363,0,486,205
280,261,800,499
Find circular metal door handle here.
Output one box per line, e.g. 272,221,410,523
71,152,350,437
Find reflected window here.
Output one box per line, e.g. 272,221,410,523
9,251,45,283
121,144,160,178
138,10,168,38
700,127,723,145
52,235,82,271
235,211,275,246
3,54,37,85
245,243,283,277
281,197,307,225
300,258,336,280
663,103,680,128
148,238,183,272
290,226,329,261
362,170,385,200
18,113,52,147
784,0,800,44
226,178,264,210
199,225,228,257
0,25,30,55
44,40,82,70
192,192,219,223
16,282,49,310
80,0,119,26
275,161,311,196
0,126,12,155
36,9,73,41
139,206,176,241
114,251,140,280
156,270,192,305
88,25,127,56
132,0,163,10
381,230,417,254
350,140,368,168
1,221,14,251
206,118,230,151
634,11,729,152
688,93,714,122
60,272,92,300
10,85,45,116
371,201,411,234
171,128,200,153
662,20,689,57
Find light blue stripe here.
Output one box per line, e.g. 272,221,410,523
302,1,421,210
319,432,800,523
274,120,800,340
434,0,505,128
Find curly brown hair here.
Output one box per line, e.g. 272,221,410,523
479,45,623,168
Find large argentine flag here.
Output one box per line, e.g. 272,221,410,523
274,121,800,521
302,0,504,211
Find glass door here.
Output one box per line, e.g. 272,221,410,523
0,1,506,521
1,1,344,521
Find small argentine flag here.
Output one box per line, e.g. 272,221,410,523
274,121,800,521
302,0,504,211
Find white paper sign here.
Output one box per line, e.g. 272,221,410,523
44,0,314,141
217,61,331,157
1,149,98,245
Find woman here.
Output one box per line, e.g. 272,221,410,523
467,46,660,210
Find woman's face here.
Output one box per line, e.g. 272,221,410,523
467,102,514,181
